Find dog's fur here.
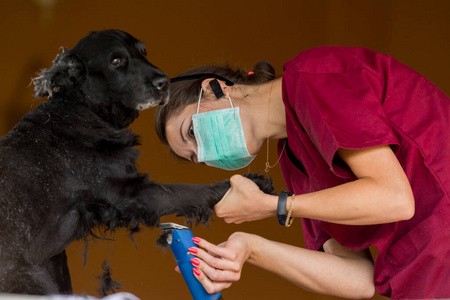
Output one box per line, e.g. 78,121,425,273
0,30,273,295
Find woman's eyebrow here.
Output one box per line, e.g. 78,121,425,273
180,119,187,144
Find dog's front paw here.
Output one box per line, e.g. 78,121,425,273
244,172,276,195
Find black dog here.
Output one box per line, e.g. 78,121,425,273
0,30,273,295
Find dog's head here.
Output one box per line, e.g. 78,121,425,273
33,29,169,111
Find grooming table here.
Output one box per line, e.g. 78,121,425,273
0,293,139,300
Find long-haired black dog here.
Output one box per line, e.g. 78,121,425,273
0,30,273,296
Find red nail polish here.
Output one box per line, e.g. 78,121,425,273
193,268,201,276
191,258,200,266
192,237,201,244
188,247,198,254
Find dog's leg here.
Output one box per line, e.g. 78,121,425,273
44,251,72,294
0,260,59,295
98,173,274,235
124,173,275,230
161,173,274,223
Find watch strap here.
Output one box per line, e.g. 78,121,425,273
277,190,290,226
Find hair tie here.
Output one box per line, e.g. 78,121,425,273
248,71,254,75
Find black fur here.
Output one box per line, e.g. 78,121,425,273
98,261,122,296
0,29,274,295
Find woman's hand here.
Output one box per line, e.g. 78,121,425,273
183,232,253,295
214,174,276,224
178,234,375,299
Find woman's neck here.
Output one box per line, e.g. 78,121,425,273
232,77,287,155
266,77,287,139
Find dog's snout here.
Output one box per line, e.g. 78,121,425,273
140,72,169,109
152,76,169,91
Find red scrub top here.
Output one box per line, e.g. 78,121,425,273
279,46,450,299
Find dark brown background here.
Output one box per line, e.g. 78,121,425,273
1,0,449,299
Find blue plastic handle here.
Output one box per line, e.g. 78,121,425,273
168,228,222,300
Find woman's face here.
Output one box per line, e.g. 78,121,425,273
165,96,228,164
165,102,200,163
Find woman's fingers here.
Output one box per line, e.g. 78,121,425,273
174,258,233,294
188,245,237,272
192,268,232,294
174,234,252,294
193,237,229,259
193,237,244,270
190,257,241,282
215,174,273,224
189,237,242,280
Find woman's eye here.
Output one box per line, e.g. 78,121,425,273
188,124,195,138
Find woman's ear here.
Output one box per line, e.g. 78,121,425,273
201,79,229,99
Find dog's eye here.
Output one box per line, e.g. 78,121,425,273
140,47,147,56
111,57,126,67
111,58,121,66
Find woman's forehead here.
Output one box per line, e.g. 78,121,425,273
165,119,187,156
175,102,197,121
166,104,196,140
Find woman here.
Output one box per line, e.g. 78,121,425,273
155,46,450,299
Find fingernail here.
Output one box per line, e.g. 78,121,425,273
188,247,198,254
191,258,200,266
193,268,201,276
192,237,201,244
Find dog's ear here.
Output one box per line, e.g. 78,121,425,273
33,48,86,98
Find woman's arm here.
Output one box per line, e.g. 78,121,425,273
294,145,414,224
189,233,375,299
215,145,415,225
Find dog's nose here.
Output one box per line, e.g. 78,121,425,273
152,76,169,91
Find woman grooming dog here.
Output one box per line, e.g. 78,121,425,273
0,29,274,296
155,46,450,299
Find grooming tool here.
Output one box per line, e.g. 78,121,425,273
160,223,223,300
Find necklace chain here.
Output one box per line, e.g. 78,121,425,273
265,137,286,173
264,81,286,173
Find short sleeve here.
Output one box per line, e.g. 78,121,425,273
284,67,400,178
301,218,332,250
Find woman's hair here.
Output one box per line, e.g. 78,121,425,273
155,61,276,148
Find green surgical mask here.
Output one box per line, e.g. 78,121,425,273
192,89,256,170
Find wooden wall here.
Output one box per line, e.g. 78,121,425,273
0,0,449,299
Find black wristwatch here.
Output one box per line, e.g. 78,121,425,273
277,191,290,226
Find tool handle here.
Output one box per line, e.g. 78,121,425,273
170,229,222,300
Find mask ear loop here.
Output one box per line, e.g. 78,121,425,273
228,96,236,119
197,88,236,119
227,95,234,108
196,88,203,114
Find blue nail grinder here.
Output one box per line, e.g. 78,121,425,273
160,222,223,300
